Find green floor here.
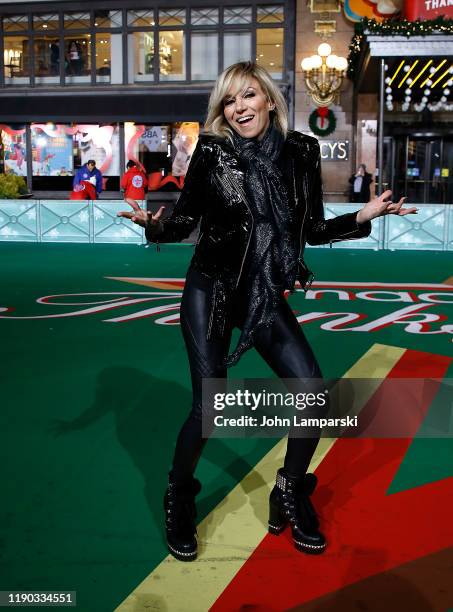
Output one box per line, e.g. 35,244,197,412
1,243,452,611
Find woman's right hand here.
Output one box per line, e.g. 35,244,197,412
117,200,165,228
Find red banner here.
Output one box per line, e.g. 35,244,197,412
405,0,453,20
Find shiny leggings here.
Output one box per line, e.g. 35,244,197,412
171,266,328,483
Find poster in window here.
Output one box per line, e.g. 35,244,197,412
31,124,73,176
0,125,27,176
171,122,199,177
140,126,168,153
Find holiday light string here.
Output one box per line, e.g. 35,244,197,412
348,16,453,81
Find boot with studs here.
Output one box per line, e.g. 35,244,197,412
268,468,326,554
164,472,202,562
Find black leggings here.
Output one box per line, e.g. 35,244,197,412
171,266,328,482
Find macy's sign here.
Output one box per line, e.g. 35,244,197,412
0,278,452,340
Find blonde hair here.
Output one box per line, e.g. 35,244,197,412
204,62,288,141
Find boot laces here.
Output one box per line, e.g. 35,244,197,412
166,486,197,537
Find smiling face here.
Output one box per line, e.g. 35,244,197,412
223,77,275,141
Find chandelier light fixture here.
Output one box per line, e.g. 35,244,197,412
301,43,348,106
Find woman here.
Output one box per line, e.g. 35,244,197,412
118,62,417,562
66,41,84,76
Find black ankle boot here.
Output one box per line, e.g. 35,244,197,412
164,474,202,562
268,468,326,554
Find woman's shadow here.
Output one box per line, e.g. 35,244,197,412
49,366,267,541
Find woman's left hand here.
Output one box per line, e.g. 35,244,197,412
356,190,418,224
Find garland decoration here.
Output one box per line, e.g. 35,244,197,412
347,16,453,81
309,107,336,137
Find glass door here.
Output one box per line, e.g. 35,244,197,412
426,140,444,203
381,134,450,203
442,138,453,203
406,139,429,203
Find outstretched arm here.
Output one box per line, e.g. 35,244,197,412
305,142,372,246
117,139,207,242
146,140,207,243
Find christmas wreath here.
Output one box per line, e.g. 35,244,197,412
308,107,337,137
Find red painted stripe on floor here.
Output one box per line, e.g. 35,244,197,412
210,349,452,611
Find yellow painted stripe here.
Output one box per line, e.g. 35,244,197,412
115,343,405,612
420,59,447,88
105,276,184,290
389,60,405,86
398,60,419,88
408,60,433,89
431,65,453,89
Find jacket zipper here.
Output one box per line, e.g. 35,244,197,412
293,158,308,258
223,165,255,290
207,278,217,339
293,158,316,290
195,230,204,249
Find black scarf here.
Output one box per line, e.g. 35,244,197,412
225,119,298,367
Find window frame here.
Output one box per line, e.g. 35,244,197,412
0,1,292,88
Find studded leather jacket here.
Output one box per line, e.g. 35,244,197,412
146,130,371,335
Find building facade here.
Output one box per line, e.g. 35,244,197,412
9,0,449,205
0,0,296,194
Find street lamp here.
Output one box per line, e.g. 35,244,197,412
301,43,348,106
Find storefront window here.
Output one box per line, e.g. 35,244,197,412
64,12,90,30
95,34,123,84
256,28,283,78
171,122,199,177
224,32,251,69
2,15,28,32
34,37,60,85
33,13,59,31
73,124,120,176
159,31,185,81
257,5,284,23
127,9,155,27
124,122,199,189
28,123,120,183
64,35,91,85
0,124,27,177
191,8,219,26
3,37,30,85
0,3,288,89
191,32,218,80
31,124,73,176
128,32,154,83
94,10,122,29
159,8,186,26
125,123,169,174
223,7,252,24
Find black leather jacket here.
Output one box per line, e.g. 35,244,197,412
146,130,371,331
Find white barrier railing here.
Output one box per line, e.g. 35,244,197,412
0,200,146,244
0,200,452,250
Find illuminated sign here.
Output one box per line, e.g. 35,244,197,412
405,0,453,20
319,140,349,161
